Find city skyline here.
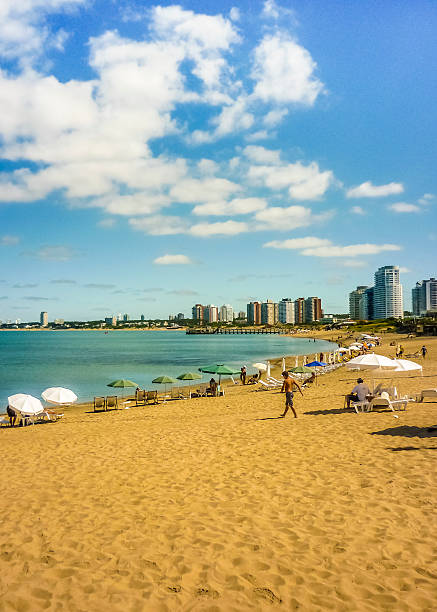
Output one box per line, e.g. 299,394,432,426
1,1,436,320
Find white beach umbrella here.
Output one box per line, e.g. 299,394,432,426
335,347,349,352
392,359,423,374
346,353,397,371
8,394,44,415
252,362,267,371
41,387,78,405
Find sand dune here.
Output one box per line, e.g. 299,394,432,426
1,333,436,610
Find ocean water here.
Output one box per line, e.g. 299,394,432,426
0,330,335,404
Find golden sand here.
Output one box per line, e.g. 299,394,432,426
1,334,436,611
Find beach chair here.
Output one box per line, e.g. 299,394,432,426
179,387,191,399
257,380,280,391
368,392,409,412
106,396,118,410
146,390,158,405
94,396,106,412
0,414,10,427
135,389,146,406
171,387,182,400
416,388,437,402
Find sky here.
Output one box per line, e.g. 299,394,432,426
0,0,436,321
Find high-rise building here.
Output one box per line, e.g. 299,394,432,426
176,313,185,320
412,278,437,316
373,265,403,319
294,298,305,324
123,314,130,322
219,304,234,322
204,305,218,323
359,287,374,320
40,311,48,327
304,297,322,323
349,286,369,319
278,298,295,324
105,316,117,326
261,300,278,325
247,301,261,324
140,314,145,322
192,304,204,321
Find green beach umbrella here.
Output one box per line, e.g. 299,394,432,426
152,375,178,393
107,379,138,402
289,366,313,374
177,372,202,381
198,363,241,384
107,379,138,388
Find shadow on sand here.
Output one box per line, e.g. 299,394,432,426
303,407,353,416
387,446,437,452
371,425,437,439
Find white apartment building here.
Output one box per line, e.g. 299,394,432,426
204,304,218,323
278,299,295,324
219,304,234,322
373,266,403,319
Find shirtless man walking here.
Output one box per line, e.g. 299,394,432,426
280,371,303,418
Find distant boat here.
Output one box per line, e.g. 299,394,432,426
104,331,108,335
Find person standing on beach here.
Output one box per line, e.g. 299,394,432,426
240,366,247,385
421,345,427,358
280,371,303,418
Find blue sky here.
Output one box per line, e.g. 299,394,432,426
0,0,436,321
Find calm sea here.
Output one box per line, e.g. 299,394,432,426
0,330,335,404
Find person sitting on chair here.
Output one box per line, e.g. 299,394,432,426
6,405,18,427
208,378,218,396
346,378,370,409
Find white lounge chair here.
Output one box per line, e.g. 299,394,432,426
368,392,409,412
257,380,281,391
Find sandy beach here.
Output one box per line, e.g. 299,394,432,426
1,333,436,611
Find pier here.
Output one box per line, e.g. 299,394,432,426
186,327,287,335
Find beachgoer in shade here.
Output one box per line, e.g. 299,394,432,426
6,405,18,427
240,366,247,385
280,371,303,418
346,378,370,409
208,378,218,396
421,345,427,358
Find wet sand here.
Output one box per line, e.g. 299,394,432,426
1,333,436,611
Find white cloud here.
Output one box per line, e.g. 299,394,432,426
263,237,401,259
255,205,332,231
192,197,267,216
301,243,401,258
190,220,248,236
0,0,86,64
248,161,334,200
25,245,78,261
243,145,281,165
0,235,19,245
251,33,324,106
263,108,288,127
94,192,171,216
197,159,219,175
346,181,404,198
418,193,434,205
229,7,240,21
245,130,271,142
154,254,194,265
170,177,241,203
264,237,331,250
351,206,365,215
388,202,421,213
129,215,189,236
399,267,411,273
